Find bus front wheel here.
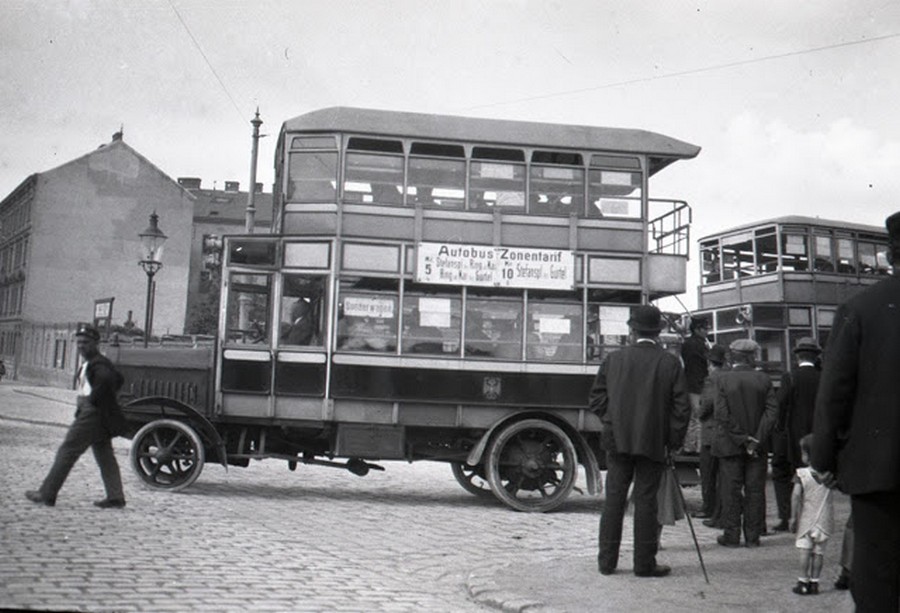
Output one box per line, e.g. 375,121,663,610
486,419,578,512
130,419,206,491
450,462,492,497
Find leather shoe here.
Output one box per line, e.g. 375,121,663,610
691,511,711,519
772,520,790,532
702,518,722,528
93,498,126,509
834,570,850,590
716,535,740,548
25,490,55,507
634,564,671,578
598,567,616,576
745,539,761,548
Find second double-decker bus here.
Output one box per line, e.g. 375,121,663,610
117,107,699,512
693,215,891,378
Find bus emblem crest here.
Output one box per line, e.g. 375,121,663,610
482,376,502,400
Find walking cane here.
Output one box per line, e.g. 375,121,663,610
668,456,710,584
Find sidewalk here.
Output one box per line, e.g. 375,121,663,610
0,383,77,427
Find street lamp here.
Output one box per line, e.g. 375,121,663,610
138,211,167,348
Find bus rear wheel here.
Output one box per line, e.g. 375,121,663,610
486,419,578,512
130,419,205,491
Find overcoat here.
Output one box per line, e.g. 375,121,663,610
710,364,777,458
776,364,820,468
589,341,690,463
812,276,900,495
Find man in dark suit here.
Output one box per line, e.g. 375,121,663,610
812,211,900,611
712,339,777,548
697,343,728,522
680,316,710,455
770,337,822,532
26,324,128,508
590,305,690,578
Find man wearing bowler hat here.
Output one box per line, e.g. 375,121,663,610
590,305,690,577
770,336,822,532
813,210,900,611
26,324,128,508
712,338,777,548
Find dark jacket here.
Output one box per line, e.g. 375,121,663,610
776,364,820,468
78,354,128,438
589,340,690,462
699,366,728,445
711,364,777,458
681,334,709,394
812,276,900,495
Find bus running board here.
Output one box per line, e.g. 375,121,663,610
287,456,385,476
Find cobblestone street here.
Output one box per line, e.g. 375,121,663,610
1,386,604,612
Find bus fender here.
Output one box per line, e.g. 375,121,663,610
123,396,227,469
466,415,602,496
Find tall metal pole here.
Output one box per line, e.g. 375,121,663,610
143,270,155,348
245,108,263,233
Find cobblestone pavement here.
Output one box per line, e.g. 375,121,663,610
0,385,606,612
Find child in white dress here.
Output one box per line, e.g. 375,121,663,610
790,433,835,595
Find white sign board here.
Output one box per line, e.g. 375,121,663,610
416,242,575,290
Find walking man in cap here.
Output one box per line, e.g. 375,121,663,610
26,324,128,508
590,305,690,577
813,211,900,611
712,338,777,548
770,337,822,533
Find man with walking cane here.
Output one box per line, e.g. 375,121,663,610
590,305,690,578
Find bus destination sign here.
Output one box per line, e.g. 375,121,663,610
416,242,575,290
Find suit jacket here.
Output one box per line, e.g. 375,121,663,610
812,276,900,495
699,367,728,445
589,340,690,462
776,364,820,468
77,353,128,438
681,334,709,394
711,364,777,458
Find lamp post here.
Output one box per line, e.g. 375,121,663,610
138,211,167,348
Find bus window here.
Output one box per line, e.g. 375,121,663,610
836,235,855,274
526,300,582,362
408,143,466,209
529,152,585,217
858,241,891,275
586,304,631,362
754,228,778,274
469,147,526,211
336,280,398,352
287,150,338,203
813,232,835,272
700,240,721,284
401,288,461,355
464,296,523,359
757,329,787,374
587,168,641,219
781,232,809,272
343,152,404,205
721,232,754,279
279,274,325,347
226,273,271,345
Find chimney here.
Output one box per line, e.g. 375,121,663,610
112,130,123,142
255,182,263,193
178,177,202,189
225,181,240,192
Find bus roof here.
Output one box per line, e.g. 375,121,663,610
699,215,889,241
281,106,700,175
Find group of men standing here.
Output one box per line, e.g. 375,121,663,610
590,210,900,611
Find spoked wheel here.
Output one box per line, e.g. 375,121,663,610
130,419,206,491
486,419,578,512
450,462,493,497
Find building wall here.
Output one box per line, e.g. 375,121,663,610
26,139,193,336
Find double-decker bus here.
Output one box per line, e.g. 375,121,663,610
692,216,891,377
117,107,699,512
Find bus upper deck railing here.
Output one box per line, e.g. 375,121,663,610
648,199,691,256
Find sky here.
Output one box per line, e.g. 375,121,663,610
2,0,899,309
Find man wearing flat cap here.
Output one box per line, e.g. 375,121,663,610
697,343,729,523
590,305,690,578
770,337,822,533
711,338,777,548
26,324,128,508
812,210,900,611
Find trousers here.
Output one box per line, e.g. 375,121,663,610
39,397,124,501
599,452,665,573
851,490,900,612
718,453,767,544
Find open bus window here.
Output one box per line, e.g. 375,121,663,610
721,232,754,279
587,169,641,218
781,232,809,272
408,144,465,209
526,300,582,362
464,296,523,359
529,152,585,217
279,275,325,347
401,289,461,355
754,228,778,274
287,150,338,203
336,282,398,352
225,273,271,345
586,304,631,362
700,241,721,284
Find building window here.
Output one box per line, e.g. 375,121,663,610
53,339,66,369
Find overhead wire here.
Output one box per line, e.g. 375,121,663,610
460,31,900,112
166,0,247,122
